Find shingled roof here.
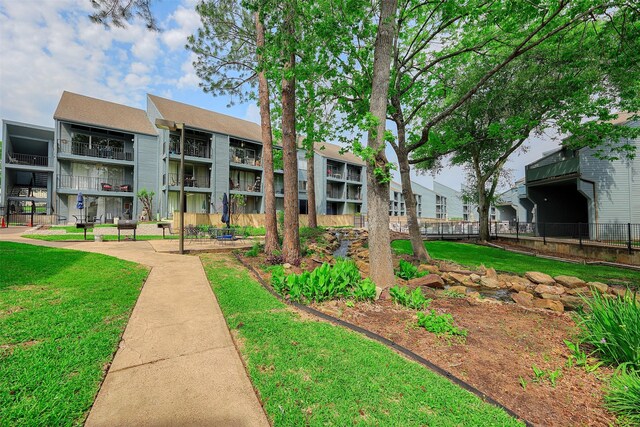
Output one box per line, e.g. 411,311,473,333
148,94,263,142
313,141,366,166
54,91,157,136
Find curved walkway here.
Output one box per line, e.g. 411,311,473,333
0,227,269,427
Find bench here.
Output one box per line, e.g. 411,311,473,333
157,222,173,238
117,220,138,241
76,222,95,240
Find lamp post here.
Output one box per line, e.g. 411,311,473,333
155,118,185,254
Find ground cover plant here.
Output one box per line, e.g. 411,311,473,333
395,259,425,280
417,310,467,337
389,285,431,310
0,242,148,425
271,259,375,303
200,254,523,426
391,240,640,284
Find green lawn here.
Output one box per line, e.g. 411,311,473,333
200,254,523,426
23,234,179,242
0,242,148,425
391,240,640,285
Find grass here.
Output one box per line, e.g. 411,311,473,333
50,224,117,233
200,254,523,426
391,240,640,285
23,234,181,242
0,242,148,425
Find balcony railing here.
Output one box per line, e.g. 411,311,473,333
7,152,50,167
229,147,261,166
346,191,362,201
327,187,344,199
58,140,133,161
167,173,211,188
346,173,361,182
170,142,211,158
525,157,580,182
230,176,262,193
327,166,343,179
58,175,133,192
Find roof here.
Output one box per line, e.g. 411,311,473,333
54,91,157,136
313,141,366,166
148,94,262,142
609,111,638,125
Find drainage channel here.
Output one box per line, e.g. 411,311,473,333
234,253,533,427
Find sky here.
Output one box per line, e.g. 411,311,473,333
0,0,562,192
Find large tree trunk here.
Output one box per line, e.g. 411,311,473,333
255,11,279,254
307,152,317,228
366,0,398,287
397,145,429,261
477,181,491,241
281,3,300,263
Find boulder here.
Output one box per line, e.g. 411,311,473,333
418,264,440,274
409,274,445,289
525,271,556,285
511,291,534,307
566,286,590,296
508,277,534,292
554,275,586,289
533,298,564,312
283,263,292,269
587,282,609,294
376,286,386,300
469,274,481,283
480,276,501,289
447,285,467,295
609,285,630,297
559,295,586,311
541,293,561,300
449,272,472,286
534,284,565,295
467,291,481,299
485,267,498,280
440,272,455,285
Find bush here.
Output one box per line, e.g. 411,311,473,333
246,242,262,257
395,259,424,280
271,259,374,303
389,285,431,310
417,310,467,337
605,368,640,424
577,289,640,369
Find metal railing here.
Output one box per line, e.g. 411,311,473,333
327,187,344,199
229,147,259,166
346,190,362,200
58,140,134,161
230,177,262,193
346,170,362,182
171,142,211,158
167,173,211,188
58,175,133,192
7,152,50,167
327,165,343,179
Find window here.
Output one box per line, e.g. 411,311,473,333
436,195,447,219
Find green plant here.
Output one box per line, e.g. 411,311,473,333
246,242,262,257
353,278,376,301
395,259,424,280
564,340,588,368
345,300,355,308
576,289,640,370
531,365,546,383
518,376,527,390
443,289,466,298
605,368,640,424
417,310,467,337
548,369,562,387
389,286,432,310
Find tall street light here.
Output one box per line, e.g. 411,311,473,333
155,118,185,254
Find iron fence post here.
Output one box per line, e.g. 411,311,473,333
543,222,546,245
628,223,633,254
578,223,583,248
516,221,519,242
440,222,443,240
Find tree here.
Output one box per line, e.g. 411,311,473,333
89,0,158,30
136,188,155,221
188,0,280,254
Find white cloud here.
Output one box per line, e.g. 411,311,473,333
244,104,261,124
161,5,201,51
175,52,200,89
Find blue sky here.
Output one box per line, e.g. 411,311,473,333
0,0,561,192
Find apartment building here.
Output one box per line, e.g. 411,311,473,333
389,180,465,220
495,178,534,222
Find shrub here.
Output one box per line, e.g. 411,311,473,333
246,242,262,257
271,259,374,303
417,310,467,337
389,285,431,310
266,253,285,265
576,289,640,369
605,368,640,424
395,259,424,280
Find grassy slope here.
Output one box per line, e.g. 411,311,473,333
0,242,148,425
200,254,522,426
392,240,640,285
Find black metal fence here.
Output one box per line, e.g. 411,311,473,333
0,206,67,227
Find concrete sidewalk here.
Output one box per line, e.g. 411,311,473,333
0,227,270,426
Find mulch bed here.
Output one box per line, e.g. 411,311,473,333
239,253,616,427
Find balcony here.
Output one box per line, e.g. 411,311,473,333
170,141,211,159
229,147,261,167
230,176,262,193
58,175,133,192
167,173,211,188
327,165,344,180
346,166,362,182
326,186,344,199
7,152,50,167
526,157,580,183
346,190,362,201
58,140,133,161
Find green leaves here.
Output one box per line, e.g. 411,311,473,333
416,310,467,337
389,285,432,310
394,259,424,280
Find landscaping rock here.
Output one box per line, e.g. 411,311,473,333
410,274,445,289
375,286,385,300
283,263,292,269
448,285,468,295
470,273,481,283
566,286,590,296
511,291,534,307
440,272,455,285
467,291,481,299
559,295,586,311
449,272,472,286
534,284,565,295
587,282,609,294
533,298,564,312
541,293,561,300
480,276,500,289
418,264,440,274
609,285,630,297
525,271,556,285
554,275,586,288
485,267,498,280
